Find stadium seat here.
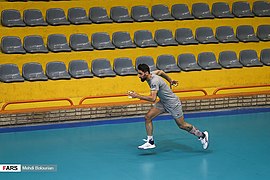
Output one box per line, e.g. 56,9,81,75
24,35,48,53
232,1,254,17
260,49,270,65
257,25,270,41
135,56,157,72
0,64,24,83
192,3,214,19
69,34,93,51
252,1,270,17
218,51,243,68
215,26,239,43
154,29,178,46
23,9,48,26
175,28,198,45
156,55,181,73
171,4,194,20
112,31,136,49
89,7,113,23
46,61,71,80
46,8,70,26
1,36,26,54
68,7,92,25
236,25,260,42
1,9,26,27
113,57,137,76
198,52,222,70
68,60,93,78
177,53,201,71
134,30,158,48
47,34,71,52
239,50,264,67
211,2,234,18
22,62,48,81
110,6,133,23
195,27,219,44
91,32,115,50
151,4,174,21
131,5,154,22
91,59,116,77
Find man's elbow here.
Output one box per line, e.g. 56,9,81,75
156,70,164,76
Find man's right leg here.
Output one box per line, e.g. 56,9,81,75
138,107,162,150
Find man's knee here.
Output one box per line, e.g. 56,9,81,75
145,115,152,122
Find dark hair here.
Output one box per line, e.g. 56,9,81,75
137,64,150,73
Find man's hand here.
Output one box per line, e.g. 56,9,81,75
170,80,179,89
127,91,138,98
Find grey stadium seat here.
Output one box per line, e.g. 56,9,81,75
46,61,71,80
218,51,243,68
154,29,178,46
232,1,254,17
253,1,270,17
257,25,270,41
135,56,157,72
212,2,234,18
47,34,71,52
1,9,26,27
23,9,48,26
91,32,115,50
112,31,136,49
175,28,198,45
177,53,201,71
216,26,239,43
68,7,92,25
113,57,137,76
0,64,24,83
110,6,133,23
22,62,48,81
156,55,181,73
131,5,154,22
151,4,175,21
89,7,113,24
68,60,93,78
198,52,222,70
46,8,70,26
91,59,116,77
134,30,158,48
260,49,270,65
171,4,194,20
236,25,260,42
24,35,48,53
69,34,93,51
1,36,26,54
239,50,263,67
195,27,219,44
192,3,214,19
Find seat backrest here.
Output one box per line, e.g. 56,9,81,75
154,29,177,46
178,53,202,71
89,7,112,23
156,55,180,72
198,52,222,69
23,9,47,26
131,5,154,22
260,48,270,65
239,50,263,66
110,6,133,22
218,51,243,68
135,56,157,71
252,1,270,16
24,35,48,53
232,1,254,17
68,60,93,78
1,36,26,54
192,3,214,19
47,34,71,52
151,4,174,20
113,57,137,76
68,7,91,24
91,59,116,77
91,32,115,50
112,31,135,48
1,9,25,27
22,62,48,81
212,2,234,18
46,8,70,25
46,61,71,80
257,25,270,41
171,4,194,20
0,63,24,83
134,30,157,47
236,25,259,42
196,27,218,43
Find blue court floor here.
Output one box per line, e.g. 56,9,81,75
0,108,270,180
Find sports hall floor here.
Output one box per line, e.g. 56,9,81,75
0,107,269,180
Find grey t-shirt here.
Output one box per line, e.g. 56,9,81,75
147,74,181,108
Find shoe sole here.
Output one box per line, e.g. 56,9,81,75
138,145,156,150
203,131,209,150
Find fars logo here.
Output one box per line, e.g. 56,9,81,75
0,164,21,172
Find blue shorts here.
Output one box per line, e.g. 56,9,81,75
154,101,184,119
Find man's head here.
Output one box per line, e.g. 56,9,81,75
137,64,150,82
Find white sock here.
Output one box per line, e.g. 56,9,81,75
147,136,153,141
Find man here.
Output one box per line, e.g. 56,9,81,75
128,64,209,150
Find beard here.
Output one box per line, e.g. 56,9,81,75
140,77,146,82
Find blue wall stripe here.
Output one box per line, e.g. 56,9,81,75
0,107,269,133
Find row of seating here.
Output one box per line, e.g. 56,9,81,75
1,1,270,27
1,49,269,83
1,24,269,54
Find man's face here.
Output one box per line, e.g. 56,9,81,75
138,70,148,82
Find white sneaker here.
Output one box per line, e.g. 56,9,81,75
199,131,209,150
138,139,156,150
